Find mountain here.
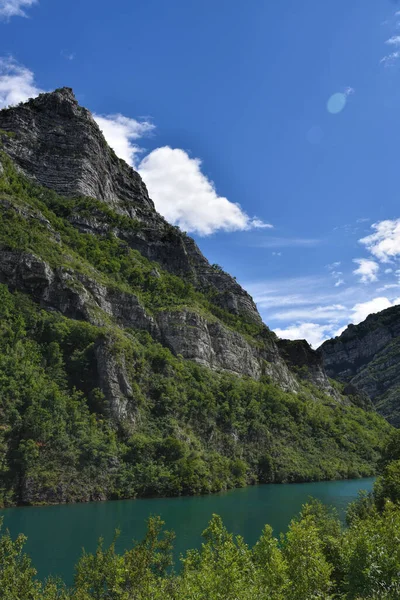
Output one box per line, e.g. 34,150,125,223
321,305,400,427
0,89,391,505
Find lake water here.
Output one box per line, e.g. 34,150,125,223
0,477,374,585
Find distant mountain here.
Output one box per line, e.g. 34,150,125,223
0,89,391,505
321,305,400,426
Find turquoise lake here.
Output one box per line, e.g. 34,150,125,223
0,477,374,585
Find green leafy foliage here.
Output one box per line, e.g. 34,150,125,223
0,152,263,337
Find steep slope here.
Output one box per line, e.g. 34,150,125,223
0,88,260,326
0,89,392,505
321,305,400,426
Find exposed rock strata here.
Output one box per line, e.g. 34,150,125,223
0,248,302,403
0,90,259,324
321,306,400,425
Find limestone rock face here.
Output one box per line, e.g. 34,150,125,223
0,88,154,218
0,247,300,394
0,89,260,324
321,306,400,425
94,337,136,424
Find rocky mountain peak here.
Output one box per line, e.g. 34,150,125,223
0,88,154,217
30,87,80,112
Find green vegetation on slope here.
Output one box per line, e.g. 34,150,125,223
2,432,400,599
0,150,264,338
0,148,394,505
0,284,391,505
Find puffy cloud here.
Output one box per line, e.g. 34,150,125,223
0,0,36,20
138,146,272,236
0,57,42,108
274,322,333,349
353,258,379,283
93,114,155,168
360,219,400,262
350,297,400,324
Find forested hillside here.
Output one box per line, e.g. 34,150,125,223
0,89,393,506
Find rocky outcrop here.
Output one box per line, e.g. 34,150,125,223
277,338,339,397
94,337,136,424
0,247,300,395
321,306,400,425
0,88,154,218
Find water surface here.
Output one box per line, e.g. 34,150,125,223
0,477,374,585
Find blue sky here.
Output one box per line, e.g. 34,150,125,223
2,0,400,346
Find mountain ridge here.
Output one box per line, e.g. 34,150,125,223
0,89,391,505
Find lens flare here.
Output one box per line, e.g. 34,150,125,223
327,92,347,114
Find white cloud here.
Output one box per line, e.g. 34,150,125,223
360,219,400,262
353,258,379,283
386,35,400,46
273,297,400,346
248,273,400,346
0,57,42,107
327,261,345,287
0,0,36,20
274,322,333,349
381,13,400,65
250,237,320,248
271,304,346,322
246,276,348,311
381,51,400,65
334,278,345,287
93,114,155,168
376,283,400,292
350,297,400,324
138,147,272,235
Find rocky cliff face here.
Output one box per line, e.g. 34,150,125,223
0,88,259,325
0,87,154,216
321,305,400,425
0,88,336,412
